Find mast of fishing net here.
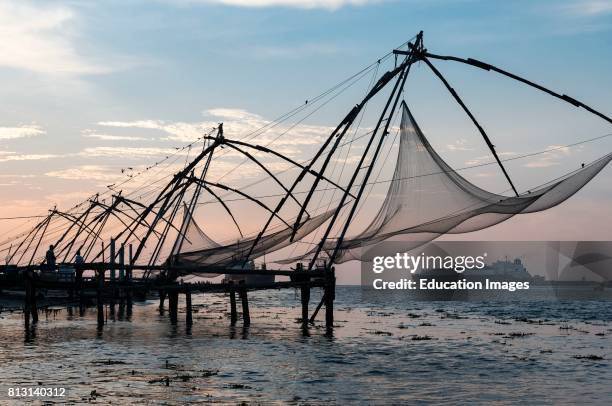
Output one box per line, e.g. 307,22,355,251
309,31,425,270
170,124,223,260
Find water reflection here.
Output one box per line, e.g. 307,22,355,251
0,287,609,404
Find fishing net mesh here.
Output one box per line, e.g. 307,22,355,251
174,103,611,266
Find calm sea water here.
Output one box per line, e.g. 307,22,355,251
0,286,610,405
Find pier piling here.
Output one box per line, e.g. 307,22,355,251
239,283,250,326
110,239,116,282
126,244,133,318
119,244,125,281
229,282,237,325
24,272,32,328
324,267,336,330
185,290,193,326
159,289,166,313
300,281,310,325
97,270,105,328
30,272,38,324
169,290,178,325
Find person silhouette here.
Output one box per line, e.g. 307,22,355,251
45,244,56,272
75,249,84,265
75,249,85,285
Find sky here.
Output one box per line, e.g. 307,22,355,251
1,0,612,282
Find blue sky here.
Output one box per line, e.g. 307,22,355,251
1,0,612,268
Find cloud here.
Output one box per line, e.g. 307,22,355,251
82,132,148,141
465,145,576,168
465,152,517,166
523,159,561,168
0,2,109,75
97,107,333,149
559,0,612,16
80,147,177,159
46,190,100,205
45,165,121,182
446,139,474,152
176,0,383,10
522,145,574,168
0,174,36,179
97,119,212,142
0,153,59,163
0,125,45,140
207,108,262,121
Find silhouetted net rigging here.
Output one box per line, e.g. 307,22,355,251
171,207,336,268
2,34,612,272
276,103,612,263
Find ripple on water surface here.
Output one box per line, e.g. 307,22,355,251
0,286,610,404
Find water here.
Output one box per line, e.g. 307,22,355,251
0,286,610,404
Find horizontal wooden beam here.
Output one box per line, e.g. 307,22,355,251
0,262,326,278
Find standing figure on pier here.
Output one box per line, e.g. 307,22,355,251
74,249,85,284
45,244,56,272
75,250,84,265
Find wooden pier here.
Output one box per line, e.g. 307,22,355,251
0,260,336,334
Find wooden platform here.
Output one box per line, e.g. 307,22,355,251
0,262,336,333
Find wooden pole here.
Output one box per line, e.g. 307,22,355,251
119,243,125,281
118,298,125,320
79,282,85,317
169,289,178,325
300,277,310,326
77,262,84,315
325,267,335,330
97,269,104,328
159,289,166,313
110,238,116,282
185,290,193,327
126,243,133,317
30,273,38,323
24,272,31,329
118,244,125,319
128,243,133,280
239,283,250,326
229,282,237,326
309,294,325,324
109,239,116,318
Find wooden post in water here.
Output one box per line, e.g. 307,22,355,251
301,281,310,326
30,272,38,323
169,289,178,325
185,289,193,327
118,244,125,319
127,244,133,281
126,243,133,317
159,289,166,313
229,281,237,326
238,282,250,326
296,263,310,325
109,239,116,319
97,269,104,328
110,239,116,282
76,262,85,316
324,266,336,330
24,271,32,329
309,294,325,324
119,244,125,281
